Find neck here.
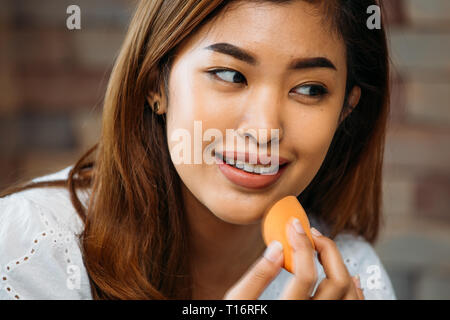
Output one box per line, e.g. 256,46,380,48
181,184,267,294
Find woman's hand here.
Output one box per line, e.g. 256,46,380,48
223,219,364,300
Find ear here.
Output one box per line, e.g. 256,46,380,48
145,92,158,106
146,72,170,113
146,87,166,114
339,86,361,125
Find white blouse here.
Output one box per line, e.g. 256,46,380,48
0,166,396,300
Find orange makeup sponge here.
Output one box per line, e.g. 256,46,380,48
262,195,315,273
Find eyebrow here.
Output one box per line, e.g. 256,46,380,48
204,42,337,71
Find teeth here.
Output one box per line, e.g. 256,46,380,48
233,161,281,175
235,160,245,169
253,165,262,174
226,158,235,165
260,165,279,175
243,163,254,173
216,152,284,175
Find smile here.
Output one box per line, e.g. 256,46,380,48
214,151,289,189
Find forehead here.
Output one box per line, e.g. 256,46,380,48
175,0,346,68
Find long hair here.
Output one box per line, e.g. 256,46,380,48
0,0,390,299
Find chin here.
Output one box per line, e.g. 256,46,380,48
209,205,264,225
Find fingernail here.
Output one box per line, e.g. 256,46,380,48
311,227,322,236
263,240,283,262
292,218,305,234
353,274,361,289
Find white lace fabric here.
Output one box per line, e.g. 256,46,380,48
0,166,396,300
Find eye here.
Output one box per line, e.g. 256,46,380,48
207,68,247,85
293,84,328,98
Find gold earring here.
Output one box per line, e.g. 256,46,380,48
153,101,160,113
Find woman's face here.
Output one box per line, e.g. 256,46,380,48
165,1,355,224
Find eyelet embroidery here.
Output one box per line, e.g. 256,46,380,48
333,236,393,298
2,283,20,299
1,197,76,300
3,231,46,274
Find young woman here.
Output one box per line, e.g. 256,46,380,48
0,0,396,300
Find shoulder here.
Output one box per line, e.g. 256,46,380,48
0,165,90,240
333,232,397,300
0,166,92,299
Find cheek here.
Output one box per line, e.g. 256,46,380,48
167,72,234,131
287,105,340,169
301,116,336,156
165,70,230,182
295,90,345,152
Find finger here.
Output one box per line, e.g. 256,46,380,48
311,279,344,299
309,229,352,299
279,219,317,300
342,276,361,300
224,240,283,300
356,287,365,300
352,275,365,300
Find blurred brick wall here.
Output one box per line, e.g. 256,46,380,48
0,0,449,299
0,0,133,188
376,0,450,299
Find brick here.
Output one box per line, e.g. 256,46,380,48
389,30,450,71
416,268,450,299
384,123,450,173
7,0,132,30
15,67,109,111
20,150,80,184
415,173,450,222
389,71,407,123
72,30,126,69
69,0,133,29
375,232,450,299
382,169,415,218
0,115,20,156
0,22,19,115
383,0,407,26
72,110,102,150
8,0,67,29
385,213,450,242
11,29,74,70
15,110,77,151
381,265,419,300
375,233,450,271
405,80,450,126
0,156,20,192
0,62,19,116
0,0,12,27
404,0,450,26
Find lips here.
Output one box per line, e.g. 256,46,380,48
214,150,290,189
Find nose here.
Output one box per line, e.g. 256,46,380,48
236,85,284,146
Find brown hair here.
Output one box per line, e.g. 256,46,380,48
0,0,390,299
